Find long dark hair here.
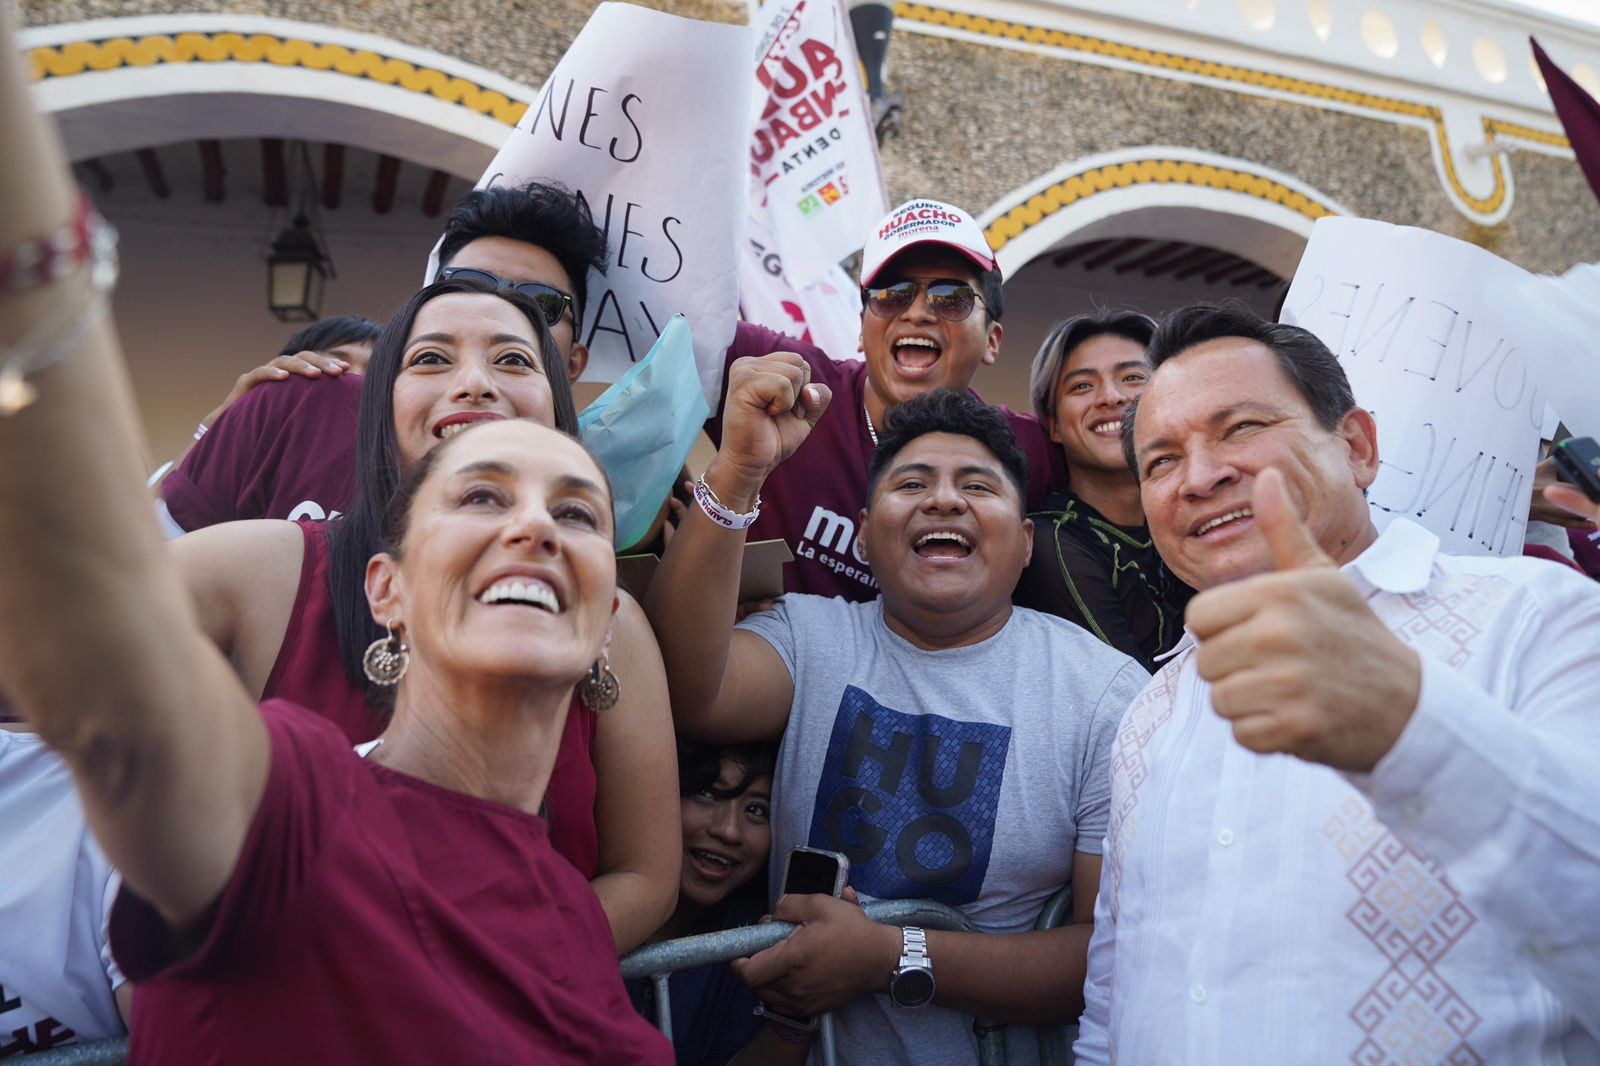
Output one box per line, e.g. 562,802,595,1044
328,278,579,687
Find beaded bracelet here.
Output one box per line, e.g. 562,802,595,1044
0,192,119,417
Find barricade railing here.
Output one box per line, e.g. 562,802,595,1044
24,889,1080,1066
16,1041,127,1065
623,898,1004,1065
1032,884,1076,1066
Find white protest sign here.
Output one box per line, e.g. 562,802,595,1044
741,210,862,361
750,0,887,288
1282,218,1551,557
1520,262,1600,443
439,3,750,406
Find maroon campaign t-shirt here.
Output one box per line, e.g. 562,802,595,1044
708,322,1066,601
162,373,363,531
267,521,601,878
110,700,669,1066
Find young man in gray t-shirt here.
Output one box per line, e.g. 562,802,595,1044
647,362,1148,1065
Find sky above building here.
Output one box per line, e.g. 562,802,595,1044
1508,0,1600,28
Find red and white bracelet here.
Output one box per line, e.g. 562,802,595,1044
0,192,100,292
0,191,119,417
693,473,762,530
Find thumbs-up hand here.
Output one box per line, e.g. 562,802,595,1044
1185,469,1422,772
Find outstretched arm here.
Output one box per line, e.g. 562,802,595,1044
0,11,267,929
644,353,829,742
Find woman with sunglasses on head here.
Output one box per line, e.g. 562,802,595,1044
1012,311,1191,671
0,20,671,1058
159,186,601,537
163,276,680,954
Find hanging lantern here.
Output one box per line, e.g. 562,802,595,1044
266,214,330,322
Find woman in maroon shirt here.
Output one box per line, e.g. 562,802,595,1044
0,32,670,1055
168,279,679,953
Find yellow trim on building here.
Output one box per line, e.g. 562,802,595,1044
27,32,530,126
1486,118,1573,149
982,158,1337,252
26,21,1575,226
894,1,1570,220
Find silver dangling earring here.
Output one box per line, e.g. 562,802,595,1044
578,654,620,711
363,622,410,686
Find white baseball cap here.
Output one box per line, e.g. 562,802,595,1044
860,199,998,287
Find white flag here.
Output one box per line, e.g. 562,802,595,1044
750,0,887,289
740,210,862,362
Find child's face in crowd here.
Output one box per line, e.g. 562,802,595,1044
678,758,773,909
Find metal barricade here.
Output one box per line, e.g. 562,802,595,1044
621,897,1008,1066
1031,885,1076,1066
14,1040,127,1065
23,889,1081,1066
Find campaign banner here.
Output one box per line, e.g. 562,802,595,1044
432,3,750,406
741,210,862,362
750,0,887,289
1282,217,1560,557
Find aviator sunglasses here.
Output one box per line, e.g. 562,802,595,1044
436,267,576,328
861,279,987,323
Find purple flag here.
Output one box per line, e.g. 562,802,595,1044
1532,36,1600,208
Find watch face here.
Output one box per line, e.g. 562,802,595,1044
893,967,935,1007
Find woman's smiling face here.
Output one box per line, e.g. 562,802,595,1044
370,420,617,694
390,292,556,470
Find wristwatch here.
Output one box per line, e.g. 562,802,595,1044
889,926,936,1008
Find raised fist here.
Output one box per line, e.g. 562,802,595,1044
709,352,832,509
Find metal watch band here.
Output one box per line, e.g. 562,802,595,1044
900,926,929,966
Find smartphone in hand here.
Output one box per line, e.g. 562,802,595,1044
760,846,851,1033
1553,436,1600,504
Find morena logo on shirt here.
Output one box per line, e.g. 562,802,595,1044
807,686,1009,906
286,499,343,523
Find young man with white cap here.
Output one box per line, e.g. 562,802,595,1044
707,199,1063,600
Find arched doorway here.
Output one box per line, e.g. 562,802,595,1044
970,148,1350,413
24,16,533,459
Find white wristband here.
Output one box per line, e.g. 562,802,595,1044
693,473,761,530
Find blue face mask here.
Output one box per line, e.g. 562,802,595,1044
578,314,710,551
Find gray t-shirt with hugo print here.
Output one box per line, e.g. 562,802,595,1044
737,595,1148,1065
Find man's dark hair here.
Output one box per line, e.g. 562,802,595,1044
436,181,610,325
278,315,382,358
867,389,1029,511
327,278,578,700
1027,308,1156,423
1122,302,1357,477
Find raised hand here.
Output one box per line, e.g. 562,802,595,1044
1185,468,1421,772
708,353,832,510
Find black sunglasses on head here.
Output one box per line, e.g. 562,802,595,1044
861,279,985,323
436,267,575,327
